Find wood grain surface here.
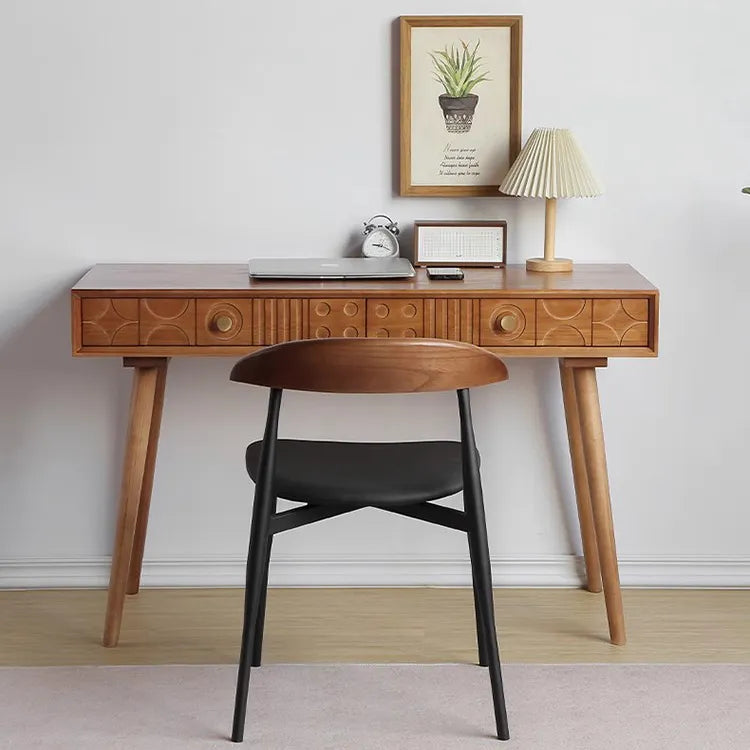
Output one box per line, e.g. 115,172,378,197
1,588,747,666
73,264,657,294
229,338,509,393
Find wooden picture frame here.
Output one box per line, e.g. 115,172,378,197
413,220,507,267
399,16,522,197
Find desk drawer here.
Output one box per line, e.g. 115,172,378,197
593,299,650,346
140,299,195,345
251,299,306,344
309,299,365,338
425,299,476,343
537,299,592,346
81,298,139,346
366,299,424,338
197,299,253,345
197,298,309,345
479,299,535,346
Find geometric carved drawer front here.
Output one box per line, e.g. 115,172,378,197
196,299,253,346
537,299,592,346
251,299,306,345
479,299,535,346
139,299,196,346
426,299,475,343
593,299,649,346
81,298,139,346
309,298,365,338
366,299,424,338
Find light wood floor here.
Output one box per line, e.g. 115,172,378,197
1,588,748,666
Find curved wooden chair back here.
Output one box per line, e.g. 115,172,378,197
230,338,508,394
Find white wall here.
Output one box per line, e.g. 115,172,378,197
1,0,749,588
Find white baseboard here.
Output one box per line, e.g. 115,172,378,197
0,555,749,589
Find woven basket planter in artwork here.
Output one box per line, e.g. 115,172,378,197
438,94,479,134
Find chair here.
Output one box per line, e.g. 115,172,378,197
229,337,510,743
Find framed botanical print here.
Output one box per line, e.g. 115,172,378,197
399,16,523,197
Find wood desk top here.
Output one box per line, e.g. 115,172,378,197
73,263,657,296
71,263,659,359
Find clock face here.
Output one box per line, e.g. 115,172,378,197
362,227,399,258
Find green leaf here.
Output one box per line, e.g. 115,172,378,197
437,46,449,67
431,74,448,93
433,52,455,75
743,187,750,194
430,38,490,97
463,74,491,94
429,53,455,92
460,41,469,73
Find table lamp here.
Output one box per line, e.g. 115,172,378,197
499,127,602,272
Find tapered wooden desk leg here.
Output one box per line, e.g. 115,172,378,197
127,360,169,595
559,360,602,593
572,365,626,646
102,361,164,647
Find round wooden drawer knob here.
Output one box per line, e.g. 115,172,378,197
214,314,233,333
498,313,518,333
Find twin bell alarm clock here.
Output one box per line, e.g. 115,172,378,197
361,214,400,258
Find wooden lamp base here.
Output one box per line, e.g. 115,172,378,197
526,257,573,273
526,197,574,273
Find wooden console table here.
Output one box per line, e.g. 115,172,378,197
71,263,659,648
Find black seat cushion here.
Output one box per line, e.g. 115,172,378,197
245,440,464,507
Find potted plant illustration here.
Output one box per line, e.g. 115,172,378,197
430,40,490,134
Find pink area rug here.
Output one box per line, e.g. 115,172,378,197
1,664,748,749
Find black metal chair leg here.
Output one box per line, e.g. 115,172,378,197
232,389,282,743
468,530,489,667
232,528,271,742
251,533,274,667
458,389,509,741
467,506,509,740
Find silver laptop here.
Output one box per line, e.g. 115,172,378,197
248,257,415,279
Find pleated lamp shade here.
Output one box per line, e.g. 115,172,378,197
500,128,602,272
499,128,602,198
